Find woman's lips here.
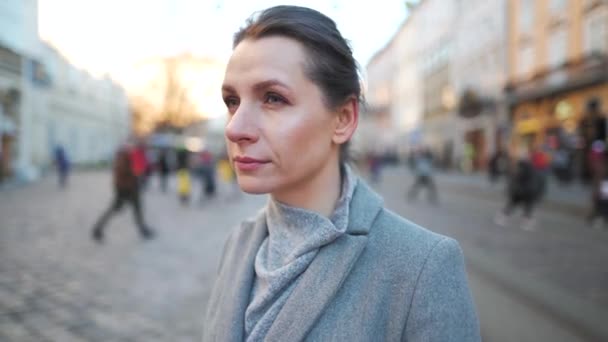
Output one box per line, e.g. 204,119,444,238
233,156,270,172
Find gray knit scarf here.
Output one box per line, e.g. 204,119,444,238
244,165,357,341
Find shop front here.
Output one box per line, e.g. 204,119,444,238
508,55,608,181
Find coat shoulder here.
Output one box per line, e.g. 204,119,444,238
362,207,464,281
371,207,453,255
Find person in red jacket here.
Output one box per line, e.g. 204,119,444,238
91,145,155,242
130,142,149,189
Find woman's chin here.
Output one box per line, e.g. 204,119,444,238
237,178,273,195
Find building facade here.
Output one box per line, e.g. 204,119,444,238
451,0,509,171
40,44,130,167
0,0,130,183
367,0,503,170
507,0,608,179
361,39,399,159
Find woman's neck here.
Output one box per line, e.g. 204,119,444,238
271,159,342,218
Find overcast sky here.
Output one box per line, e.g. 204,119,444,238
38,0,410,81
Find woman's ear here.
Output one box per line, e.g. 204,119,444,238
332,97,359,145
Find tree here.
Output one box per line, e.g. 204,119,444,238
129,55,202,135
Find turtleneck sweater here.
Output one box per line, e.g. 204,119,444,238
244,165,357,341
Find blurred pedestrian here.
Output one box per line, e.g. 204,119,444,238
157,149,170,192
197,149,217,202
531,143,551,200
494,146,540,230
488,148,507,183
407,147,438,204
587,140,608,227
176,148,191,205
579,98,607,182
204,6,479,342
92,146,155,242
53,145,70,188
130,142,149,190
367,151,382,183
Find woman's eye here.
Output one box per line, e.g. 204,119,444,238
264,93,286,105
224,97,239,111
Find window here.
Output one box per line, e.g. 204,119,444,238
519,0,535,34
549,0,569,15
518,44,535,77
548,28,568,68
585,9,608,54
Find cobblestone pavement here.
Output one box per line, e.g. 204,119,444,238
2,168,607,341
0,171,265,341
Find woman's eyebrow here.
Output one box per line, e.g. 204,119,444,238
253,79,290,92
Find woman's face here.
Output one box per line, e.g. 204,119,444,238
222,36,339,195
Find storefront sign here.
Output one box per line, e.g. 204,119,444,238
516,117,542,134
555,100,574,121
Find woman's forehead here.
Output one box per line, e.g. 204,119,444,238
225,37,307,80
224,37,309,90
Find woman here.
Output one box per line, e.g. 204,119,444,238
204,6,480,342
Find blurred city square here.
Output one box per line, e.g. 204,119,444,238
2,0,608,341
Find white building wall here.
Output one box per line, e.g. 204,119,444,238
393,14,423,151
415,0,459,155
451,0,509,162
361,40,399,156
0,0,40,56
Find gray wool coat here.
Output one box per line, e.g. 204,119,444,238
203,180,481,342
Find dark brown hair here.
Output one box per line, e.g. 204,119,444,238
233,5,362,162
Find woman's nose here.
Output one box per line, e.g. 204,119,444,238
225,104,259,144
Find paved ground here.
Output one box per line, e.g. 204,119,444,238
0,172,265,341
1,168,606,341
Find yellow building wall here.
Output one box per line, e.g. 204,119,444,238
509,0,588,82
508,0,607,151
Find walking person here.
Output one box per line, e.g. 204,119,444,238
53,145,70,188
91,145,155,242
203,6,479,341
176,148,191,205
407,147,438,204
488,147,507,183
197,149,217,202
531,143,551,200
587,140,608,227
157,149,170,193
494,146,541,230
579,98,607,182
130,142,149,190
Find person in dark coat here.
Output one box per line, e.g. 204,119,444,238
579,98,607,182
587,141,608,227
197,149,217,201
407,147,438,204
495,147,540,230
53,145,70,188
91,146,155,242
488,148,507,183
157,149,170,192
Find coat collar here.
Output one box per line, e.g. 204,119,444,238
209,179,384,341
346,179,384,235
266,180,384,341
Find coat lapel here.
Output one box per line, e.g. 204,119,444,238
210,212,268,342
265,180,384,341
